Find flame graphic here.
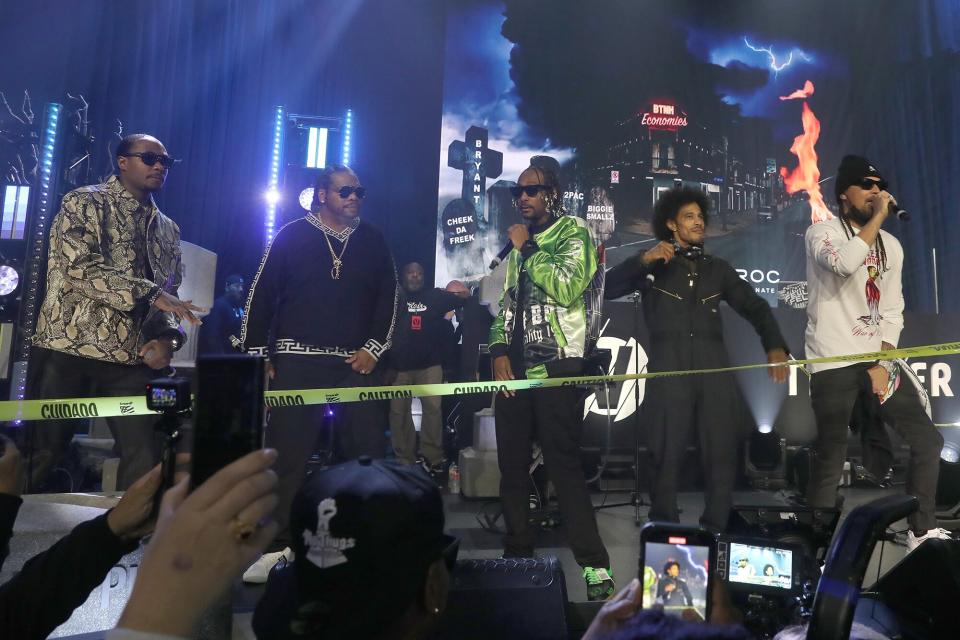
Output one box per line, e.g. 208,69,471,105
778,81,832,223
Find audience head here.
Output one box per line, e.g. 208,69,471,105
224,274,245,303
254,457,457,639
402,262,425,293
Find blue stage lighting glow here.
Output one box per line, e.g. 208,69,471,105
342,108,353,166
265,106,285,245
12,102,61,412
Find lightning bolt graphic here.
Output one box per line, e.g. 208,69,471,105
678,545,709,581
743,37,811,75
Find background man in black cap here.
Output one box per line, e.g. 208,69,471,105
197,274,245,354
252,457,457,640
803,155,947,552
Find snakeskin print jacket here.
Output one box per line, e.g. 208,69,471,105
32,176,185,365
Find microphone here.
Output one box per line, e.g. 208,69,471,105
489,241,514,270
645,258,667,284
888,201,910,221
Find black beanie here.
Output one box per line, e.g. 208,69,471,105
834,155,884,203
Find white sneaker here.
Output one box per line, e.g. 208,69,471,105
242,547,293,584
906,527,952,553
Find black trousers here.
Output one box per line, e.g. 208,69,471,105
267,354,389,548
28,347,160,491
644,369,743,533
494,385,609,568
807,363,943,532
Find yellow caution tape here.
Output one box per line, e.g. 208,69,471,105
4,342,959,422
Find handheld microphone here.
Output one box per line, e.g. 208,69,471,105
489,242,514,270
888,201,910,221
645,258,667,284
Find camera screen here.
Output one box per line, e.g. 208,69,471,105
727,542,793,590
642,540,710,621
150,387,179,409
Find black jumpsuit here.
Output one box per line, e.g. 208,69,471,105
605,251,789,531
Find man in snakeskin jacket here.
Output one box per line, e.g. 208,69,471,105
29,134,202,490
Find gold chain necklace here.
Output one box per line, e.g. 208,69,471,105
321,230,351,279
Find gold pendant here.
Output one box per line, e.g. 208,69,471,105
331,259,342,280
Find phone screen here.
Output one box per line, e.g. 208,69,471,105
641,537,711,621
726,542,794,591
191,355,265,489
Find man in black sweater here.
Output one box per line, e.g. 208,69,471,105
388,263,466,471
605,187,789,532
239,165,399,579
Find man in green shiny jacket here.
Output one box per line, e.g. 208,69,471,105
489,165,613,601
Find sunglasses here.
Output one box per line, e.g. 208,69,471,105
509,184,549,199
334,185,366,199
857,178,888,192
122,152,178,169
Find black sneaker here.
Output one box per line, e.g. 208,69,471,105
583,566,615,601
427,459,448,482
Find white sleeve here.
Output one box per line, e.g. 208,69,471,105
879,236,905,347
805,221,870,278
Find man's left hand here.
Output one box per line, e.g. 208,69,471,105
766,348,789,384
508,224,530,250
107,464,163,541
346,349,377,375
139,339,174,370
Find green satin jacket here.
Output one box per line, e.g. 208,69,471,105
489,215,598,379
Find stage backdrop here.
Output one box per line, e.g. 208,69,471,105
436,0,960,451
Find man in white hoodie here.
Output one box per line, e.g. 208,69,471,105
804,155,947,552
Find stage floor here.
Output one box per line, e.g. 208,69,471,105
0,485,922,638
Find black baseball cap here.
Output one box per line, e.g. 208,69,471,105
835,155,885,203
253,457,457,639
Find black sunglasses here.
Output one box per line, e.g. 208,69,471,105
335,185,366,199
509,184,549,198
122,152,178,169
857,178,888,192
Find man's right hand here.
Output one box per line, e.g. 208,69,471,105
867,190,895,220
152,291,205,325
0,435,23,497
641,241,675,266
492,355,515,398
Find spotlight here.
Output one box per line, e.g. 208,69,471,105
264,188,281,206
0,264,20,297
299,187,315,212
745,427,787,490
943,443,960,464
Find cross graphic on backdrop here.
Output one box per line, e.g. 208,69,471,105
447,125,503,224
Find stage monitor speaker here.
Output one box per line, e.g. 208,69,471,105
867,538,960,639
430,556,568,640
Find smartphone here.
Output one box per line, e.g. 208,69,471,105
639,523,716,622
190,354,265,489
716,536,802,597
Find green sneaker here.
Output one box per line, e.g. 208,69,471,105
583,566,615,601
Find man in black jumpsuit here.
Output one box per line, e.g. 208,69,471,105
605,187,789,532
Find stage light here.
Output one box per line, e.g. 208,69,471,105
746,428,787,490
265,106,285,246
342,108,353,166
942,442,960,464
0,264,19,297
10,102,62,410
306,126,328,169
